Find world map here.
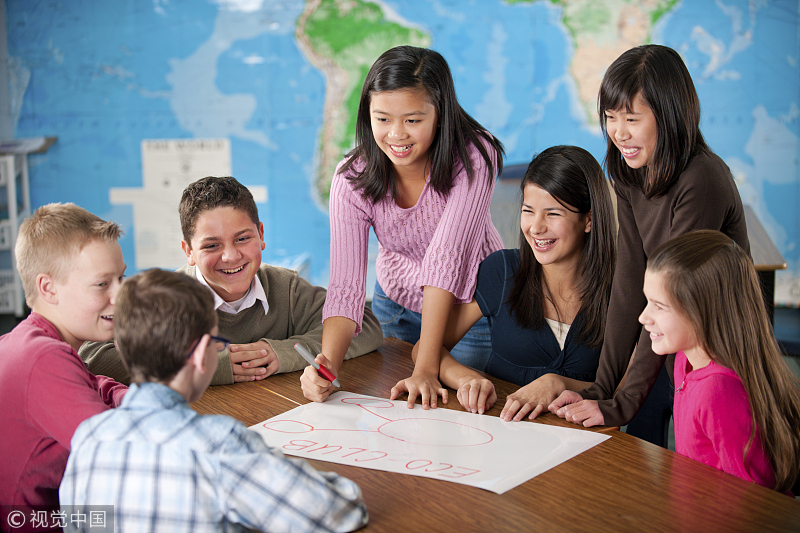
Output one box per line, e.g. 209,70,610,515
7,0,800,303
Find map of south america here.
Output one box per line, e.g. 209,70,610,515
296,0,430,202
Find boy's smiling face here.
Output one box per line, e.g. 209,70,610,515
50,238,126,351
181,206,265,302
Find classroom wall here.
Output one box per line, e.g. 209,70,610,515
4,0,800,303
0,0,12,139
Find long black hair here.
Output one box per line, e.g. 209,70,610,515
340,45,504,203
599,44,708,199
506,146,615,348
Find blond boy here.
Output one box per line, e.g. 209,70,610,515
61,269,368,532
0,204,127,523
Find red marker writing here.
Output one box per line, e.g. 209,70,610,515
294,343,341,388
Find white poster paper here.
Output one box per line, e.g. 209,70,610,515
249,392,610,494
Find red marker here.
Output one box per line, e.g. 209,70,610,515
294,343,341,388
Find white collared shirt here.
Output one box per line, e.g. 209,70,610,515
193,267,269,315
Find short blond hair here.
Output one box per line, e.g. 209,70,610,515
15,203,122,307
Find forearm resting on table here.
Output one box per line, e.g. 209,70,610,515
513,374,591,408
438,350,483,388
321,316,358,372
554,375,592,392
411,342,477,387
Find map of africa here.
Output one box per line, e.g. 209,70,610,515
6,0,800,303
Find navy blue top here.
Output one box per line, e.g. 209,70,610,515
473,249,601,387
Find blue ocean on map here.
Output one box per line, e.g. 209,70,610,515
6,0,800,302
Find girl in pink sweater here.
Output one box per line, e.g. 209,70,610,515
639,230,800,494
302,46,504,408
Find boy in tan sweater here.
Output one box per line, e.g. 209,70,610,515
81,176,382,385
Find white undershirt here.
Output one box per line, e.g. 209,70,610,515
193,267,269,315
545,318,571,351
225,292,250,312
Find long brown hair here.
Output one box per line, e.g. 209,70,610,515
341,45,504,203
506,146,616,348
649,230,800,492
599,44,708,199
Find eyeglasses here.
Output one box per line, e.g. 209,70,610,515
187,335,231,359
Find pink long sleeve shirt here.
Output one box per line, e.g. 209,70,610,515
673,351,776,490
324,141,503,333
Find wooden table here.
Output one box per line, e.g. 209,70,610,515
192,338,800,532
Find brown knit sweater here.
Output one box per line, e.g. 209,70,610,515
580,150,750,426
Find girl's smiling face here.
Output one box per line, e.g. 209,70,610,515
369,88,438,180
520,184,591,271
639,269,710,367
604,93,658,169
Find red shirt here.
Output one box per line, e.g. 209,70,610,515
0,313,126,528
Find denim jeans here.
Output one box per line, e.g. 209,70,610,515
371,281,492,371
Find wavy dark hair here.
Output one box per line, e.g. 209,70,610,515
340,45,504,203
179,176,259,245
506,146,616,348
649,230,800,493
599,44,708,199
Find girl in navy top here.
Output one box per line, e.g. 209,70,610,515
392,145,615,419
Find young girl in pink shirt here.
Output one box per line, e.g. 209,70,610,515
301,46,504,408
639,230,800,494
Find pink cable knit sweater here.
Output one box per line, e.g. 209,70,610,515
324,141,503,333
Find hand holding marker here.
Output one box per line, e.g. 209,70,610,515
294,343,341,388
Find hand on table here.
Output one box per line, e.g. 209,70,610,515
390,372,448,410
229,341,278,382
548,391,605,427
301,353,337,403
455,377,496,415
500,373,567,421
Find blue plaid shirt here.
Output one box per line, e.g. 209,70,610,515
60,383,368,532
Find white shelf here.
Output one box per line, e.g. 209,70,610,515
0,138,57,317
0,153,30,316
